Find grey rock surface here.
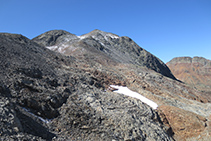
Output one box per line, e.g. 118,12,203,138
33,29,176,80
1,30,210,140
50,87,172,141
0,32,174,140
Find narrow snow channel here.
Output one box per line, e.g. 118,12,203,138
22,107,52,124
110,85,158,109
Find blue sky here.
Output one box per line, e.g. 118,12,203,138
0,0,210,63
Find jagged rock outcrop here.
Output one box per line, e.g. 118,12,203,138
1,30,211,140
167,57,211,94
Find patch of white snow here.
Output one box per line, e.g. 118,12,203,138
110,85,158,109
78,35,87,40
107,34,119,39
58,47,63,53
46,46,58,51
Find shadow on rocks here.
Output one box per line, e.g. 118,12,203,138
15,107,55,140
0,84,11,98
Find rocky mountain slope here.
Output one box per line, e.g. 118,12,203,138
32,29,176,80
167,57,211,94
0,30,211,140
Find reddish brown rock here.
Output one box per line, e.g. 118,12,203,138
167,57,211,94
158,105,207,140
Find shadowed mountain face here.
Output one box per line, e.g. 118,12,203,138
1,30,211,140
32,29,176,80
167,57,211,93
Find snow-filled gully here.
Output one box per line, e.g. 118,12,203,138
110,85,158,110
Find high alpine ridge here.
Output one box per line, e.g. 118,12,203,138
167,56,211,94
33,29,176,80
1,30,211,141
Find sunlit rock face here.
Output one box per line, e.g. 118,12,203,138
167,56,211,94
0,30,211,140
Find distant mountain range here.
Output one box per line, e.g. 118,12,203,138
0,30,210,141
167,57,211,94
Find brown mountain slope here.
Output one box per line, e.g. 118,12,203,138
167,57,211,93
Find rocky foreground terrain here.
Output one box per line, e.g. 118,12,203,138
0,30,211,140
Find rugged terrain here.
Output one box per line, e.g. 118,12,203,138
167,57,211,94
0,30,211,140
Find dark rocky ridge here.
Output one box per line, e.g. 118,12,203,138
33,29,176,80
1,31,211,140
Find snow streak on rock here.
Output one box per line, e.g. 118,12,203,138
22,107,52,124
110,85,158,109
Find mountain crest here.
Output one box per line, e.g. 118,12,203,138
79,29,119,40
0,33,30,44
32,30,77,46
32,29,176,80
167,56,211,92
168,56,211,66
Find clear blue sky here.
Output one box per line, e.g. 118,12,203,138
0,0,210,63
